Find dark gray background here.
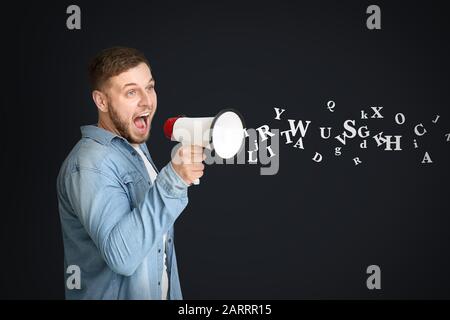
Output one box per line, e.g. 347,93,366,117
3,0,450,299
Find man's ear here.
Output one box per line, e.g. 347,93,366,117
92,90,108,113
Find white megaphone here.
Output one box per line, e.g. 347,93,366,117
163,109,245,185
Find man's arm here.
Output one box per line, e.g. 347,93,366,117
66,162,188,276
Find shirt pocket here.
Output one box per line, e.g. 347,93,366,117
121,171,145,210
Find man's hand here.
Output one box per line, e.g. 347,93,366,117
171,145,206,185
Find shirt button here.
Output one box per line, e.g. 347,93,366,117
158,249,161,253
158,282,161,286
168,238,172,243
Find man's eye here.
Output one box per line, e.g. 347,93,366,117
146,85,154,91
127,90,136,97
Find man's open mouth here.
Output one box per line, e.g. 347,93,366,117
133,112,150,132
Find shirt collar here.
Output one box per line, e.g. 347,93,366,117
80,124,122,145
80,125,152,159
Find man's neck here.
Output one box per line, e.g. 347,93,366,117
98,117,139,148
98,117,120,136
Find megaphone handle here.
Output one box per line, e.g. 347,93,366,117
179,141,203,186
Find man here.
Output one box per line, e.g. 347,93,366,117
57,47,205,299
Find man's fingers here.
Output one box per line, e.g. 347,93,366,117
181,145,198,152
191,163,205,172
179,145,205,163
180,153,204,164
188,150,206,163
190,145,204,154
180,145,203,155
171,144,207,185
194,170,204,179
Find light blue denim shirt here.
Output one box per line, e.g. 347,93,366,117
57,125,189,299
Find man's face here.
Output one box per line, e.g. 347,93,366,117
103,62,157,144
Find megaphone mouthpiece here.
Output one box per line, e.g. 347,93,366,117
163,116,182,140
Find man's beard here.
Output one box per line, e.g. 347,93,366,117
109,103,149,144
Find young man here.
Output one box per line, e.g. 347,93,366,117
57,47,205,299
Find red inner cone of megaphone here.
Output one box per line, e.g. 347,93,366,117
163,116,183,140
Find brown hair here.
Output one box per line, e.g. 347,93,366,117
88,47,151,91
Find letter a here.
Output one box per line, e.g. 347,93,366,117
66,5,81,30
421,152,433,164
66,265,81,289
366,265,381,290
366,5,381,30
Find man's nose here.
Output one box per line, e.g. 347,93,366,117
139,90,152,107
